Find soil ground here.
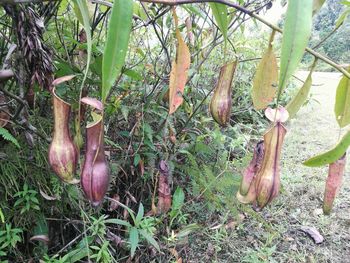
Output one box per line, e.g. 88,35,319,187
186,72,350,263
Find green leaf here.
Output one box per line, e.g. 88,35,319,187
303,130,350,167
129,227,139,257
209,3,228,46
176,223,200,238
135,203,144,224
113,200,136,223
139,230,160,252
286,60,317,119
0,128,19,148
73,0,92,85
65,247,91,263
171,187,185,211
124,69,143,81
278,0,313,98
0,208,4,223
335,68,350,127
336,9,350,28
102,0,133,102
105,218,132,227
133,153,141,166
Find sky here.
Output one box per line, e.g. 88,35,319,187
262,0,287,25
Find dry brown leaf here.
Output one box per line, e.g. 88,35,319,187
30,235,49,245
300,226,324,244
168,9,191,114
39,189,57,201
108,194,120,211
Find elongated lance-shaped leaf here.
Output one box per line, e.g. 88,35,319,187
252,31,278,110
73,0,92,86
278,0,313,99
334,66,350,127
169,9,191,114
323,154,346,215
286,59,318,119
209,3,228,47
304,130,350,167
102,0,133,102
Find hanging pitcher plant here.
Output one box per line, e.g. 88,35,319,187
237,107,289,209
48,76,79,184
80,98,110,206
210,61,237,126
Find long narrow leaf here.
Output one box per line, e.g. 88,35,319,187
73,0,92,86
334,67,350,127
105,218,132,227
209,3,228,45
168,10,191,114
303,130,350,167
286,59,317,119
129,227,139,257
278,0,313,98
139,230,160,252
102,0,133,102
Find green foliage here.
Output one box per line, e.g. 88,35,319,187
286,60,317,119
106,203,160,257
0,224,22,257
73,0,92,86
0,128,20,148
303,130,350,167
307,0,350,67
279,0,313,96
102,0,133,102
209,3,228,47
13,183,40,214
334,70,350,127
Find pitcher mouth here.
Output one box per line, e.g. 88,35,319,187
52,87,71,107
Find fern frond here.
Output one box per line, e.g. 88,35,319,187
0,128,20,148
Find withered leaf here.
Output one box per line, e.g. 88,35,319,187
252,36,278,110
300,226,324,244
168,10,191,114
30,235,49,245
39,189,57,201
